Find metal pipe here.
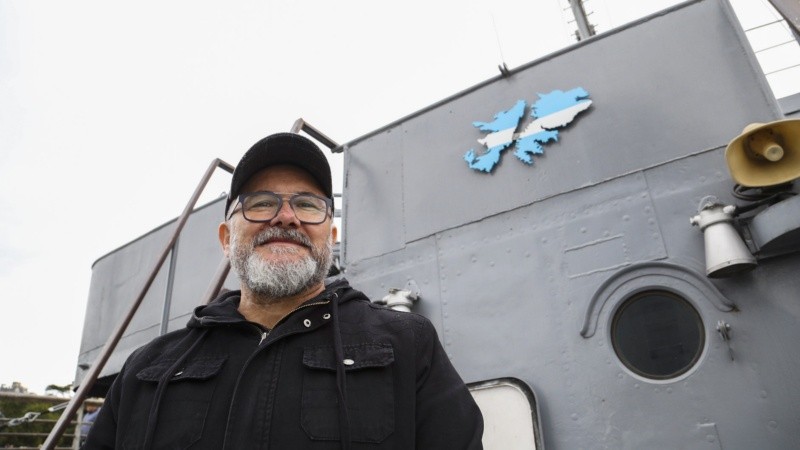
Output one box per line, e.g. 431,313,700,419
291,118,341,152
568,0,595,40
202,257,232,305
768,0,800,39
42,158,234,450
160,239,179,335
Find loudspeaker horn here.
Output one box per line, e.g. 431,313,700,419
725,119,800,187
690,197,756,278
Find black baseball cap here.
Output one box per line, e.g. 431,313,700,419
226,132,333,216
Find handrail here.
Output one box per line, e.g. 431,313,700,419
767,0,800,37
41,158,234,450
202,256,232,305
291,118,342,152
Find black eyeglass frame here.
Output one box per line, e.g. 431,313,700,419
227,191,334,224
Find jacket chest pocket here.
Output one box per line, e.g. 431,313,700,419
301,343,395,443
123,356,227,450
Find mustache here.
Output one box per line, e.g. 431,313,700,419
252,228,313,249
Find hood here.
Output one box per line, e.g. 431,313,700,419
186,277,365,329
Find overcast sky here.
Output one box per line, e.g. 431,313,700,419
1,0,796,395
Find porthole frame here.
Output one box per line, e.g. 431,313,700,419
581,261,736,383
610,288,706,381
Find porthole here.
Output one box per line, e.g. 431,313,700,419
611,290,704,380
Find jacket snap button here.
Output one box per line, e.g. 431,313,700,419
303,319,311,327
323,313,331,320
343,359,355,366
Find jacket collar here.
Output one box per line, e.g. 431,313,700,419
187,277,360,329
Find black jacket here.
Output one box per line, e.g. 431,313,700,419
84,278,483,449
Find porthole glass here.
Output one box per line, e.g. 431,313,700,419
611,290,704,379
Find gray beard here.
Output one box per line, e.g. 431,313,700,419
229,227,332,300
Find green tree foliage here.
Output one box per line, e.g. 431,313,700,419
45,384,73,397
0,395,76,448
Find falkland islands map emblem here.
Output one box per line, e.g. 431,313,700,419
464,87,592,173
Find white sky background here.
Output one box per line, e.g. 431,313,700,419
0,0,796,395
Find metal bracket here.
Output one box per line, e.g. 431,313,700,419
375,279,421,312
498,63,511,77
716,320,734,361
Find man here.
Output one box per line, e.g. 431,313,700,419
84,132,483,449
79,404,100,446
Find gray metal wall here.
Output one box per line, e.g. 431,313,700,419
780,92,800,118
75,198,239,383
75,0,800,448
341,0,799,448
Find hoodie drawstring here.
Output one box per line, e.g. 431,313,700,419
330,292,352,450
141,328,209,450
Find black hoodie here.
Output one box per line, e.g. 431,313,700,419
84,278,483,449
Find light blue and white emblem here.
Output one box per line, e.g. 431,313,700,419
464,88,592,173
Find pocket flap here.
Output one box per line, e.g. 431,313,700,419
303,343,394,371
136,356,227,382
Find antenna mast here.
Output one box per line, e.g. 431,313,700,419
568,0,595,40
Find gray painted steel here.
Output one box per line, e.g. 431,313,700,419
75,199,239,382
340,0,799,448
780,92,800,118
76,0,800,448
342,0,780,264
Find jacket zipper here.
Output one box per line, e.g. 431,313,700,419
253,299,331,346
272,300,330,329
224,295,337,449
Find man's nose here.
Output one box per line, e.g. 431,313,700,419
269,201,301,227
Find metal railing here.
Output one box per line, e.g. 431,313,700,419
2,417,81,450
42,121,342,449
41,158,235,449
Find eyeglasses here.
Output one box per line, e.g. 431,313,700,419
228,191,333,224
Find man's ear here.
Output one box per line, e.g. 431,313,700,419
330,224,338,245
218,222,232,257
